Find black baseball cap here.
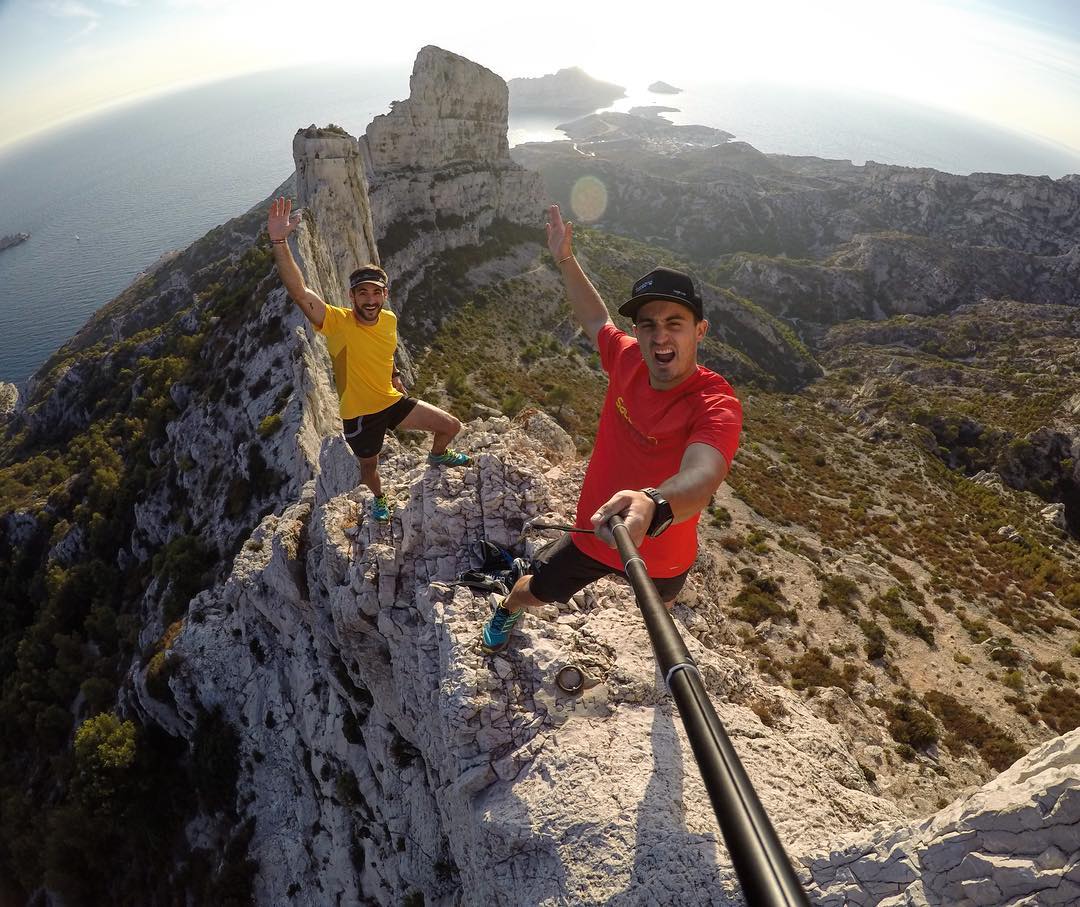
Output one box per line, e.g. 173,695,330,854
349,266,388,290
618,267,703,320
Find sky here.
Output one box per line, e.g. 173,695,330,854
1,0,1079,152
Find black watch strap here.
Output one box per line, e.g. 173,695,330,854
641,487,674,538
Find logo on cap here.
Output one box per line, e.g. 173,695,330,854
349,267,387,290
618,266,703,320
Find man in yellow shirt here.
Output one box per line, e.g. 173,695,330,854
268,197,470,523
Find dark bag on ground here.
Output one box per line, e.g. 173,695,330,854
454,539,532,595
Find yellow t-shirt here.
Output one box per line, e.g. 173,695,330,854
317,305,403,419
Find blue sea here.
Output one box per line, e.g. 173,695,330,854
2,64,1079,385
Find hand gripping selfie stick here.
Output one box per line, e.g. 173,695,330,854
608,515,810,907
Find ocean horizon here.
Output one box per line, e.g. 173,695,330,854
2,62,1079,385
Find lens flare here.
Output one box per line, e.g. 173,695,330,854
569,175,608,222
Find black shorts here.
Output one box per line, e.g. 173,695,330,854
342,396,418,459
528,533,691,604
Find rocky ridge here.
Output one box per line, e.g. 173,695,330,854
138,406,1080,905
134,417,902,903
512,121,1080,325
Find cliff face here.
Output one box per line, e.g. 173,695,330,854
362,46,547,312
367,46,512,171
292,128,380,305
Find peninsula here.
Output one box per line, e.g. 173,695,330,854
507,66,625,111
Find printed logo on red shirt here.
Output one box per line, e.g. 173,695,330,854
615,396,658,446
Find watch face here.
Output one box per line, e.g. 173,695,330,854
651,517,673,537
645,489,674,537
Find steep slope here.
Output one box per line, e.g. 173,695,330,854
512,125,1080,329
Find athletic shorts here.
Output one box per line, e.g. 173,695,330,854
528,532,691,604
342,396,418,459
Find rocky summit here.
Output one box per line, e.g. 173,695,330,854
1,45,1080,907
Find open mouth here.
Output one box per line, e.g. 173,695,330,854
653,349,676,365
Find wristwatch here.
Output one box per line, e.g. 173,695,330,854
641,487,674,537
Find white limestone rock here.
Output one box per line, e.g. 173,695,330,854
805,728,1080,906
0,381,18,421
367,46,512,171
516,408,576,464
1040,502,1068,531
139,418,914,905
293,126,380,303
362,46,546,315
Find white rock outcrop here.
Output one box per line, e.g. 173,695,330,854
293,127,380,303
362,46,546,312
142,417,906,905
367,46,512,171
805,729,1080,905
0,381,18,421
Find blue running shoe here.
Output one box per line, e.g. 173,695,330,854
481,599,524,653
371,494,391,523
428,448,471,467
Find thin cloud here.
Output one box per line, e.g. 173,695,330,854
37,0,100,18
70,17,98,37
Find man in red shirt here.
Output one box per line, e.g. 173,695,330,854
481,204,743,652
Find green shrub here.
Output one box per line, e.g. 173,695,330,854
730,576,795,625
819,574,859,614
924,690,1024,770
788,648,855,693
146,651,182,702
709,505,733,528
1001,670,1025,691
884,701,939,750
257,413,283,438
1033,659,1066,680
989,637,1022,668
869,587,934,645
1036,688,1080,734
859,620,888,661
73,713,137,813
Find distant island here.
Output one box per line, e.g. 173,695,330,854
0,233,30,253
648,80,682,94
508,66,625,112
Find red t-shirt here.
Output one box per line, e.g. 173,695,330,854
573,323,743,576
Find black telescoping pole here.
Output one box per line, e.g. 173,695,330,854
609,515,810,907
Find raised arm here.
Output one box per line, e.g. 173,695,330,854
268,197,327,328
547,204,612,347
589,443,730,548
